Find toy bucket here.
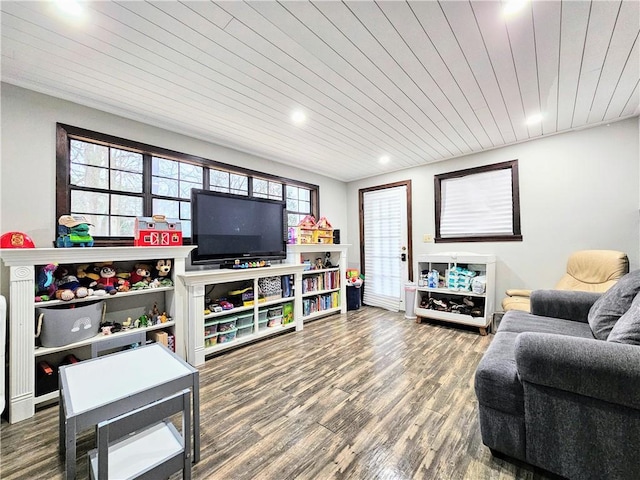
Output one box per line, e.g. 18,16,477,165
35,300,105,348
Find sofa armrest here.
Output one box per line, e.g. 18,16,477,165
515,332,640,410
529,289,601,322
505,288,531,297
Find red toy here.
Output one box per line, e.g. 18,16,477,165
1,231,35,248
134,215,182,247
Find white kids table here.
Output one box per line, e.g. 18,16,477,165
58,343,200,479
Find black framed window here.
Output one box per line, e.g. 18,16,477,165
57,124,318,245
434,160,522,243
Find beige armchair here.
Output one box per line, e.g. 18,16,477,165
502,250,629,312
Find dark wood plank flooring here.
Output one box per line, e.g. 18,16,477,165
1,306,552,479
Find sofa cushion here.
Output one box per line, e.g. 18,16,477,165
608,291,640,345
587,269,640,340
499,310,595,339
474,332,524,416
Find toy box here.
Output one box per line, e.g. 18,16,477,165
134,215,182,246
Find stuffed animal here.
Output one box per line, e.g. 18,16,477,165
96,264,121,295
35,263,58,302
54,264,92,301
56,215,94,247
130,263,152,287
153,259,172,281
76,263,100,289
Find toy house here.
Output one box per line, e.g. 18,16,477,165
290,215,316,244
313,216,334,244
134,215,182,246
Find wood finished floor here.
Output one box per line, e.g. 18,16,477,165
1,306,553,480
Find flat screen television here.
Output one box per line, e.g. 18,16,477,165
190,189,287,266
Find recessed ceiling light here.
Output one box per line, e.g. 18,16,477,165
502,0,528,17
379,155,390,164
526,113,543,125
291,110,306,125
55,0,85,18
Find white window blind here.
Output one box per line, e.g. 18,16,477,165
362,186,406,311
440,168,513,237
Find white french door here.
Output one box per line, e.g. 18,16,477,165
360,182,411,311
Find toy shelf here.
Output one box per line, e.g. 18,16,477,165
414,252,496,335
0,245,194,424
180,263,306,366
34,286,174,307
34,320,176,357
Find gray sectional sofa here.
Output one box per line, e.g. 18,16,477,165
475,271,640,480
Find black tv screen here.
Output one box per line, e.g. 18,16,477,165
190,189,287,265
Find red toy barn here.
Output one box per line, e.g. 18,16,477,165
134,215,183,246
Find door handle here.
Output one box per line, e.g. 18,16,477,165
401,253,407,262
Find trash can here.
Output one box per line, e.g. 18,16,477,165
347,284,361,311
404,282,417,319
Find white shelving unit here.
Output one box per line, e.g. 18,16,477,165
414,252,496,335
286,244,349,322
0,245,194,424
181,263,306,366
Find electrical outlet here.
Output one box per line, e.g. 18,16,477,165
423,233,434,243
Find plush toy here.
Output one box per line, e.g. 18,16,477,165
346,268,363,288
130,263,152,288
76,263,100,289
54,264,92,301
56,215,94,247
153,259,173,285
93,264,119,295
35,263,58,302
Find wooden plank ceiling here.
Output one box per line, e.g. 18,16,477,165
1,1,638,182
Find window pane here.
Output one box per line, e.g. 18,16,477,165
152,176,179,196
210,169,229,189
182,220,192,238
230,174,248,194
179,181,200,199
70,140,108,167
70,164,109,189
286,186,298,199
287,198,299,211
180,201,191,220
111,194,142,216
180,163,202,183
299,200,310,213
299,188,310,201
71,190,109,214
111,148,142,172
153,198,180,218
288,213,301,226
110,216,136,236
85,214,109,236
254,178,267,195
152,157,178,178
269,182,283,199
111,170,142,193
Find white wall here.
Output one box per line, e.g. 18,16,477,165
0,83,348,294
346,117,640,310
